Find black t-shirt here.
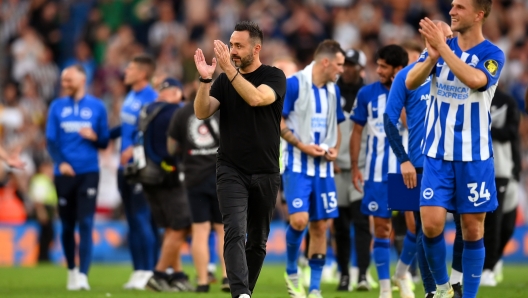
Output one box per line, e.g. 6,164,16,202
337,77,364,113
210,65,286,174
168,102,219,188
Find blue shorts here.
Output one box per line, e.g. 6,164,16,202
420,157,498,213
361,181,391,218
283,171,339,221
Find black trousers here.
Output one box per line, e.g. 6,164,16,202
483,178,509,270
392,211,408,256
38,205,55,262
333,200,371,279
497,207,517,258
216,164,280,298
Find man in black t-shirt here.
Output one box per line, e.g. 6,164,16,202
168,104,228,293
193,21,286,298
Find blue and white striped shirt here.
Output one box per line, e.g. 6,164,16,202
351,81,405,182
418,38,505,161
283,76,346,178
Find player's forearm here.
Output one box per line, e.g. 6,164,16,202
280,117,300,147
194,82,213,119
349,124,363,170
383,114,410,164
406,58,436,90
227,67,267,107
438,44,487,90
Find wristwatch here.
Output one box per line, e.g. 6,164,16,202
199,76,213,83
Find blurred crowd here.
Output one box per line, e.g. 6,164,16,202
0,0,527,224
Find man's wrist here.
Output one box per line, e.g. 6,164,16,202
225,66,238,80
199,76,213,83
436,43,450,56
295,142,304,150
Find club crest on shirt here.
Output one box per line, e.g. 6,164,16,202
484,60,498,76
80,107,92,119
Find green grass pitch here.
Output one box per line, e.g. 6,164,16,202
0,264,526,298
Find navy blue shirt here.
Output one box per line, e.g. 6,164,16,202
144,102,183,164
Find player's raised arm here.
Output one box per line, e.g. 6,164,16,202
194,48,221,119
405,49,437,90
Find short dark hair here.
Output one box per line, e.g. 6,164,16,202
234,21,263,44
376,44,408,68
400,40,423,55
474,0,492,19
314,40,345,59
131,54,156,79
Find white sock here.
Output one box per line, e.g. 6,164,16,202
395,260,410,278
380,279,391,292
449,269,463,284
208,263,217,273
437,282,450,290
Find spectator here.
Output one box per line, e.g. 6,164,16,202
10,27,45,82
148,1,187,51
63,41,97,87
29,0,61,62
28,159,57,262
32,47,59,102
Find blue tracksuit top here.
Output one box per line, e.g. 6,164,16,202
46,94,109,175
119,85,158,160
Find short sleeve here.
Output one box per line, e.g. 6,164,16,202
263,67,287,102
385,70,408,125
210,74,226,104
350,87,368,126
476,49,505,92
334,85,346,123
283,76,299,117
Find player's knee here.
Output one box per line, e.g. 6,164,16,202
289,215,308,230
421,221,443,238
374,224,391,238
309,220,327,238
462,223,484,241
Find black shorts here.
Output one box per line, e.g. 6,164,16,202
187,173,222,224
55,172,99,222
142,184,192,230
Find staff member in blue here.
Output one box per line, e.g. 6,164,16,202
46,65,109,291
115,54,160,289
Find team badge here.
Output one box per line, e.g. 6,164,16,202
484,60,498,76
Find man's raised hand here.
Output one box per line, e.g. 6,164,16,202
213,40,234,73
194,48,217,79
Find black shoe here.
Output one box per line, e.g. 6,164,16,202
426,293,435,298
452,282,462,298
337,274,351,291
221,277,230,292
170,274,195,292
196,284,210,293
146,275,172,292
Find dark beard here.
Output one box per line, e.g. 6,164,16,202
233,53,254,70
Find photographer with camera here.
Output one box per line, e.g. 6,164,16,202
125,78,193,292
